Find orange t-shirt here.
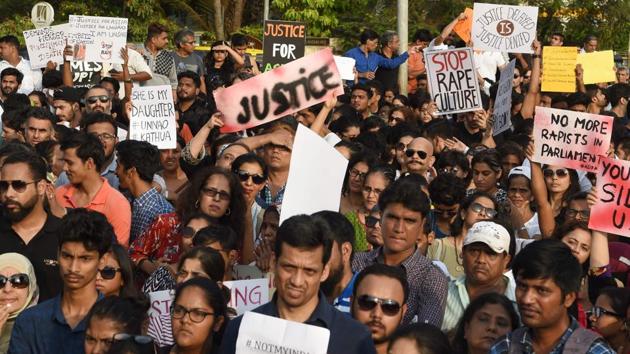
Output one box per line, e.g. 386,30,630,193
407,52,426,94
56,178,131,248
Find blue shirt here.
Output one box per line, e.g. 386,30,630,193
8,293,103,354
56,157,119,190
256,183,285,209
344,46,409,84
333,272,358,314
131,187,174,242
219,292,376,354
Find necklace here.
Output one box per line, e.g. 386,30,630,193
453,237,464,272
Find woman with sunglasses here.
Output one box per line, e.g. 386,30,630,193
346,165,395,252
130,167,246,286
0,253,38,354
590,287,630,353
468,149,507,205
365,205,384,249
96,244,137,298
204,41,243,92
428,192,498,278
340,152,377,215
451,293,520,354
84,296,150,354
168,278,228,354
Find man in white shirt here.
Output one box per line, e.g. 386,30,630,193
473,50,507,95
0,35,42,94
101,48,152,98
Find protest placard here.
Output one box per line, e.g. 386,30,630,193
236,312,330,354
233,264,265,280
425,47,482,115
23,24,68,69
541,46,578,93
453,8,474,43
263,20,306,72
214,47,344,133
471,3,538,53
333,55,356,81
493,59,516,135
68,15,128,64
69,61,102,88
223,278,270,315
147,289,174,347
129,85,177,149
589,157,630,237
577,50,616,84
280,124,348,224
533,107,612,172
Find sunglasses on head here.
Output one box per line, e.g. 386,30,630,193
543,168,569,178
98,266,122,280
0,274,29,289
356,295,401,316
235,170,265,185
470,202,497,218
405,149,428,159
365,215,380,228
86,95,111,104
0,180,39,193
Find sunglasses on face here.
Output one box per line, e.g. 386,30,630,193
201,187,231,201
112,333,155,347
181,226,199,239
235,170,265,185
469,202,497,218
405,149,428,159
514,74,520,79
0,180,40,193
86,95,111,104
543,168,569,178
566,208,590,219
589,306,624,319
98,266,122,280
434,207,458,218
395,142,408,151
356,295,401,316
0,274,29,289
365,215,381,228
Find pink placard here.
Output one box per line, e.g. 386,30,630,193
533,107,612,172
589,157,630,237
214,47,344,133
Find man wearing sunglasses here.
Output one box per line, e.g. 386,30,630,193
115,140,173,243
351,264,408,354
0,151,62,301
9,209,112,354
353,178,448,326
404,137,435,179
442,221,514,332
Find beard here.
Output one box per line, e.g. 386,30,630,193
2,194,38,222
320,262,345,297
1,86,16,96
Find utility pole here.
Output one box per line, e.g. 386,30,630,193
397,0,408,95
264,0,270,20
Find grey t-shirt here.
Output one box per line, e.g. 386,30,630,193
173,52,206,77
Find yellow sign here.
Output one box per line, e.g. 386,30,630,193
577,50,616,84
541,46,577,93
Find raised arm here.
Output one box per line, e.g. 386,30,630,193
434,12,468,46
520,40,541,119
187,112,224,160
62,41,74,87
309,97,337,136
526,143,555,237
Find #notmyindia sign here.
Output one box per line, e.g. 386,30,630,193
590,157,630,237
214,47,344,133
533,107,612,172
472,3,538,53
425,47,482,115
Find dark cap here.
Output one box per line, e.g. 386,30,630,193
53,87,81,103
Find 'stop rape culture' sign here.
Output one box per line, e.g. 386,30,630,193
472,3,538,54
68,15,128,64
214,47,344,133
533,106,612,172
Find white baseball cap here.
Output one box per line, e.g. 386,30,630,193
464,221,511,254
508,165,531,180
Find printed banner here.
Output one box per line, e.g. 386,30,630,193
129,85,177,149
236,312,330,354
493,59,516,135
425,47,483,115
589,157,630,237
223,278,270,315
263,20,306,72
533,106,612,172
576,50,616,85
541,46,578,93
68,15,128,64
23,24,68,69
69,61,102,88
472,3,538,53
214,47,344,133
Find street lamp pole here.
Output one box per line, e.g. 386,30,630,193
397,0,408,95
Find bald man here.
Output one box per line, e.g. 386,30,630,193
404,137,435,177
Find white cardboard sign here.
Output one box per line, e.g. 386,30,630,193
68,15,128,64
129,85,177,149
472,3,538,53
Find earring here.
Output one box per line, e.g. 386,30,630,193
195,199,200,209
225,207,231,216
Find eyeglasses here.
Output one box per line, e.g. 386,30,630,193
0,180,40,193
91,132,117,141
171,304,214,323
98,266,122,280
349,168,367,180
86,95,111,104
356,295,401,316
363,186,383,196
201,187,231,201
589,306,624,319
235,170,265,185
365,215,381,228
566,208,590,219
469,202,497,218
0,274,29,289
405,149,428,159
265,143,291,153
543,168,569,178
434,207,459,218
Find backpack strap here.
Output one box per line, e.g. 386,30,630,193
562,327,602,354
508,327,529,354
